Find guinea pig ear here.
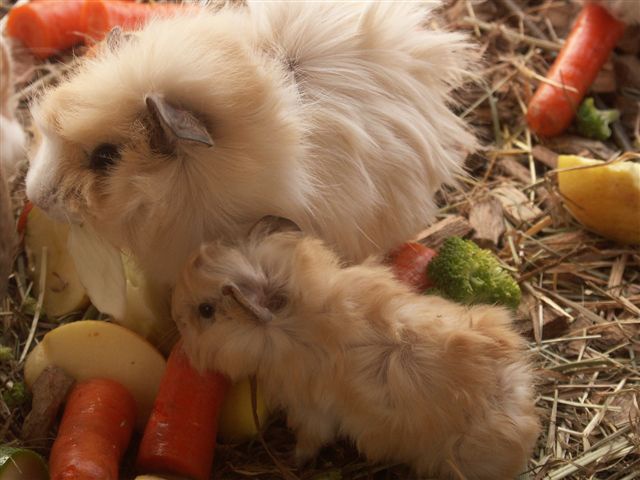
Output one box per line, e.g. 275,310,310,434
248,216,301,240
145,93,214,153
221,283,274,323
106,27,129,52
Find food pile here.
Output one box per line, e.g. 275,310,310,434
1,0,638,479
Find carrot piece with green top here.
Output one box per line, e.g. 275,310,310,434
526,3,625,137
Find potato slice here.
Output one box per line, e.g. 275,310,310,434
24,205,90,317
218,378,269,442
24,320,166,428
558,155,640,244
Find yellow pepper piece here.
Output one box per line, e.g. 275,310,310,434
557,155,640,244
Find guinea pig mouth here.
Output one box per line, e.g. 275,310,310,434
221,283,273,323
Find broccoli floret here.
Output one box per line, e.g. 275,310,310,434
2,381,30,409
426,237,521,309
576,97,620,141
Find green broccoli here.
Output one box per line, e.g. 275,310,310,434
2,381,30,409
576,97,620,141
426,237,521,309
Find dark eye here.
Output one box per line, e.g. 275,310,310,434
89,143,120,171
198,302,216,319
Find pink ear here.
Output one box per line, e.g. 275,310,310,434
222,283,273,323
145,93,214,151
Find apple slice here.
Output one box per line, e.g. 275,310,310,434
24,320,166,428
68,222,126,320
121,254,176,352
0,446,48,480
218,378,270,442
23,205,89,317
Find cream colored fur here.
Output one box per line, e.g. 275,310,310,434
26,1,476,290
173,230,539,479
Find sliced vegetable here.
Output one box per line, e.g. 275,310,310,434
68,222,126,321
526,3,626,137
23,320,166,427
218,378,269,442
426,237,521,309
558,155,640,244
137,342,230,480
576,97,620,141
122,253,175,351
6,0,86,59
24,205,90,318
49,378,136,480
386,242,437,292
0,446,48,480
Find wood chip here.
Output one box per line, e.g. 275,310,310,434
531,145,558,169
491,185,543,224
414,215,472,247
499,157,531,184
469,196,505,246
518,293,569,342
21,365,75,450
544,136,617,160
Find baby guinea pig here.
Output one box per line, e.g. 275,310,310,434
172,217,540,480
26,1,476,292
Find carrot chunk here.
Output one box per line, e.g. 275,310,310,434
136,342,230,480
49,378,137,480
526,3,626,137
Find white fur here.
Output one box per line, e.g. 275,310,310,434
26,1,476,290
173,229,540,479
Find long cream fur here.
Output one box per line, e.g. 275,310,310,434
25,1,476,290
172,229,540,479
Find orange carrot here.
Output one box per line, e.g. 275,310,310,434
49,378,137,480
526,3,625,137
136,342,230,480
6,0,87,59
83,0,188,41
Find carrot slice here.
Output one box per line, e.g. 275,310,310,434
136,342,230,480
6,0,86,59
49,378,137,480
526,3,626,137
83,1,188,42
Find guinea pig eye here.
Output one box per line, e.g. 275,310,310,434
198,302,216,320
89,143,120,171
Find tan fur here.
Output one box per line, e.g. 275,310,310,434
26,1,476,290
0,38,25,297
173,232,540,479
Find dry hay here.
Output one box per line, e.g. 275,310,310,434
1,1,638,479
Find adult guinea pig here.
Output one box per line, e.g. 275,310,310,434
25,1,476,291
172,217,540,480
